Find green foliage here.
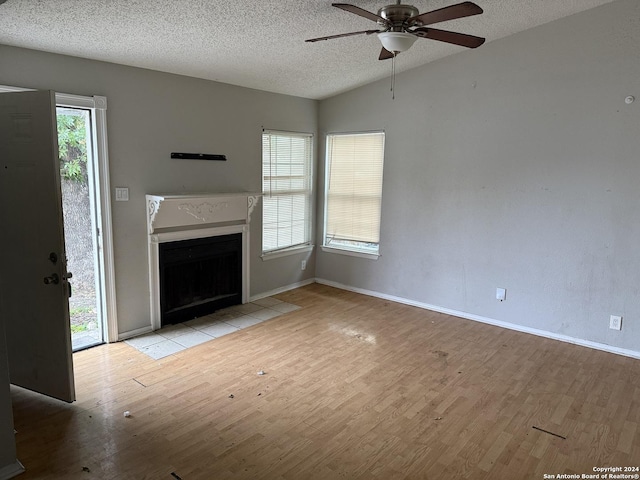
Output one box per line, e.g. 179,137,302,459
70,323,88,334
70,306,94,316
57,112,88,182
70,305,95,333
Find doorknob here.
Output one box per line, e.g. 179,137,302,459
43,273,60,285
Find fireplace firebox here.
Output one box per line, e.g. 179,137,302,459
159,233,242,325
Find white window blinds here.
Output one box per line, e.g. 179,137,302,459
325,132,385,253
262,130,313,253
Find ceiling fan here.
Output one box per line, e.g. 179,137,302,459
306,1,485,60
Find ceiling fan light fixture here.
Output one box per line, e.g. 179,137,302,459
377,31,417,53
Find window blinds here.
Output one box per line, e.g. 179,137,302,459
325,132,385,247
262,131,313,253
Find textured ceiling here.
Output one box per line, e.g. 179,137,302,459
0,0,617,99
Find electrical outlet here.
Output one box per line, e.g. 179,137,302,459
301,260,306,271
610,315,622,331
496,288,506,302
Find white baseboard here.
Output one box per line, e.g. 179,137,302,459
250,278,316,302
316,278,640,360
118,325,153,341
0,460,25,480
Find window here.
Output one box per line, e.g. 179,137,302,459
324,132,385,257
262,130,313,255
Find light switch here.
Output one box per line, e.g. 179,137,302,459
115,187,129,201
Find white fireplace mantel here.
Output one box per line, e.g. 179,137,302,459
146,192,260,330
147,192,260,235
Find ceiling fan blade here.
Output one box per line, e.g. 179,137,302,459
332,3,388,24
306,29,380,43
379,47,394,60
413,27,485,48
408,1,483,27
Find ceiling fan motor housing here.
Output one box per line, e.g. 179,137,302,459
377,4,420,31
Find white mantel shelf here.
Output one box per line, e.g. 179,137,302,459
147,192,261,234
146,192,260,331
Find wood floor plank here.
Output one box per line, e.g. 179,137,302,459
10,283,640,479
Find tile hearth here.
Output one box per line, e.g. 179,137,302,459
125,296,299,359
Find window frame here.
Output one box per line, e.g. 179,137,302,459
261,129,314,258
322,131,385,260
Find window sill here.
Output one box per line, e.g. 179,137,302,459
261,244,314,261
321,245,380,260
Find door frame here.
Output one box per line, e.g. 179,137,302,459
0,85,118,343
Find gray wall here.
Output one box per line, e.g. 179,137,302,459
0,45,317,335
317,0,640,353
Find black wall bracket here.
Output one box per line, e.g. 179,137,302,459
171,152,227,161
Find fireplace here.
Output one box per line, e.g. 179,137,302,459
159,233,242,325
147,193,259,330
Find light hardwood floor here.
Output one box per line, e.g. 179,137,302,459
11,284,640,479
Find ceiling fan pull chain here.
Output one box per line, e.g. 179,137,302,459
391,53,396,100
